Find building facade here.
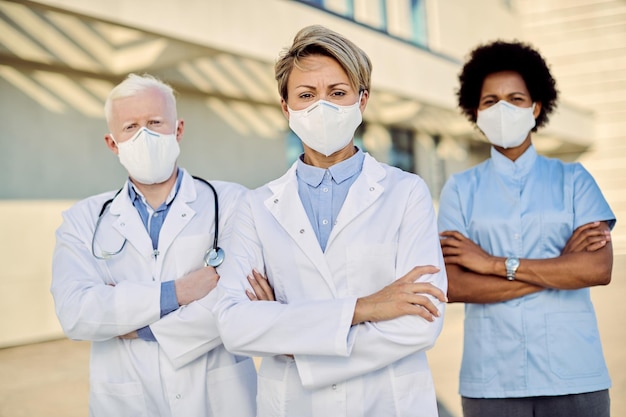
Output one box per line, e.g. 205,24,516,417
0,0,613,348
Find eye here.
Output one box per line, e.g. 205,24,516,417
298,92,314,100
123,123,138,131
148,120,163,126
330,90,347,97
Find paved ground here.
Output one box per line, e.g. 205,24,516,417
1,255,624,417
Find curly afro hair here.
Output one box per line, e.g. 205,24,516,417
457,40,558,131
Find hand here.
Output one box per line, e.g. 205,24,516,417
562,221,611,254
440,230,494,275
246,269,275,301
118,331,138,340
174,266,220,306
352,265,446,325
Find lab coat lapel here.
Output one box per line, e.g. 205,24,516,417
157,171,197,257
265,165,337,296
108,183,153,258
326,154,385,249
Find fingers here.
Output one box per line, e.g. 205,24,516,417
564,221,611,254
439,230,464,240
408,282,448,303
404,294,441,322
398,265,440,284
247,269,275,302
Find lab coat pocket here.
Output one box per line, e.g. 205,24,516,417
90,380,147,417
392,353,437,416
206,357,257,417
547,312,606,378
257,355,301,417
346,244,396,297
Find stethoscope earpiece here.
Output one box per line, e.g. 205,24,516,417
204,247,225,267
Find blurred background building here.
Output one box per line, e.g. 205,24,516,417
0,0,624,415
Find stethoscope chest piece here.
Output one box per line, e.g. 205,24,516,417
204,247,225,267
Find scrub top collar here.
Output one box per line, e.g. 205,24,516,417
491,144,538,177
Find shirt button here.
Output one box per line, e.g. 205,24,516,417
153,213,159,217
323,187,329,192
322,219,329,225
514,234,520,240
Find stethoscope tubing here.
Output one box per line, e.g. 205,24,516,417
91,176,223,266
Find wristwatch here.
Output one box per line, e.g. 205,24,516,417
505,257,520,281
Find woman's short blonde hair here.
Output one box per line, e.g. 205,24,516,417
274,25,372,101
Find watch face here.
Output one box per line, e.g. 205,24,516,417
506,258,520,269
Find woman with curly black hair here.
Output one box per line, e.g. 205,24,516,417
438,40,615,416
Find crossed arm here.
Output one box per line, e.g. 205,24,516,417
440,221,613,304
246,265,448,324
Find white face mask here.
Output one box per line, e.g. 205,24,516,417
476,100,536,149
288,94,363,157
112,123,180,185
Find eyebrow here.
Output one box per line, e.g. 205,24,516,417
480,91,528,99
294,82,351,90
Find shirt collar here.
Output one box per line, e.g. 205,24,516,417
296,147,364,187
128,167,183,208
491,144,537,176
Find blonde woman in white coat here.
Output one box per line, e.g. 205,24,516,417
51,74,256,417
214,25,448,417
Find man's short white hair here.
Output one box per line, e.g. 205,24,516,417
104,73,176,123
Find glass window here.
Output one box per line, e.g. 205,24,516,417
294,0,428,47
389,127,415,172
354,0,387,30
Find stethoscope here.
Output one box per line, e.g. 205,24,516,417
91,176,225,267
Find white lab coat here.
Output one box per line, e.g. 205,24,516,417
51,169,256,417
214,154,447,417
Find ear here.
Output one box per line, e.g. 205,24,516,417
359,90,369,112
104,134,118,155
533,102,542,119
175,119,184,143
280,98,290,119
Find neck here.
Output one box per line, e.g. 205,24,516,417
303,144,356,169
494,136,532,162
130,168,178,209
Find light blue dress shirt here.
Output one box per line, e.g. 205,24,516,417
438,145,615,398
296,148,365,252
129,169,183,341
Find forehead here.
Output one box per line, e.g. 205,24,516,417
481,71,529,95
110,87,173,121
287,54,350,89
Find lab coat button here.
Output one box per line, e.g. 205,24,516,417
176,394,181,399
369,187,375,191
299,229,305,234
332,384,337,390
274,199,279,204
181,213,186,217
